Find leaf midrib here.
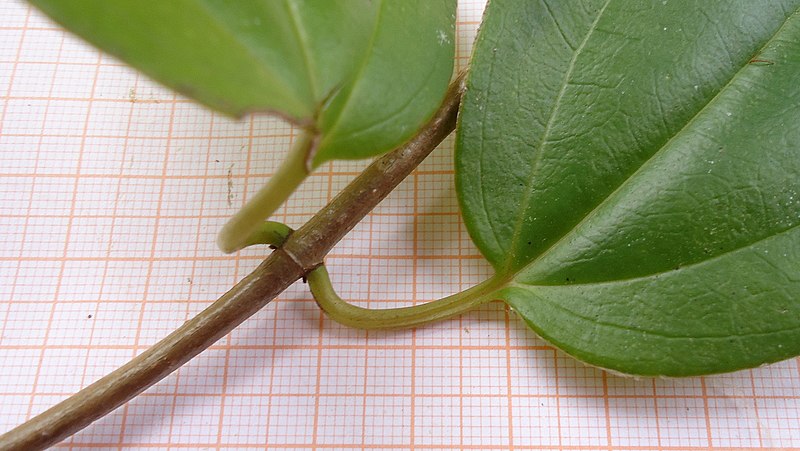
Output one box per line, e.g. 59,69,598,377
332,60,441,143
500,0,612,275
284,0,319,100
194,0,311,118
197,0,388,132
512,222,800,289
523,285,800,340
317,0,385,147
500,5,800,283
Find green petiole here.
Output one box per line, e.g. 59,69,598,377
243,221,504,330
216,131,314,254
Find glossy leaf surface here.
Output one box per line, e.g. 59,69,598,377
457,0,800,376
31,0,456,166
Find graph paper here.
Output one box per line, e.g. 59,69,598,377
1,1,799,449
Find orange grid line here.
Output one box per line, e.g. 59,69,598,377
116,88,179,445
23,46,103,424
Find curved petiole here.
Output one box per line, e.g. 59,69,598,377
244,221,505,330
216,130,315,253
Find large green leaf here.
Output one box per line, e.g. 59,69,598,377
31,0,456,166
456,0,800,376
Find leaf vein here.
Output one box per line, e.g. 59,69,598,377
523,223,800,288
501,0,612,273
476,36,505,258
515,6,800,279
284,0,319,100
193,0,309,117
529,287,800,341
318,0,385,142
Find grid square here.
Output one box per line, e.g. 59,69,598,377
0,349,40,393
366,258,416,304
414,396,461,446
558,395,609,447
219,395,269,444
42,100,90,134
319,348,366,396
364,395,412,445
416,171,460,215
367,214,416,257
267,396,315,445
415,348,461,396
756,397,800,448
168,394,223,443
8,261,61,302
47,300,98,345
708,396,762,448
316,395,364,445
417,212,464,257
224,348,273,396
461,348,509,396
36,347,88,393
89,301,141,347
365,349,413,396
509,347,560,396
33,135,82,174
17,29,64,62
52,63,98,99
462,395,510,446
511,395,561,447
608,397,660,447
415,257,464,301
657,396,710,448
8,62,56,97
59,259,105,301
270,348,318,396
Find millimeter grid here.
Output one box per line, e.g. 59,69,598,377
1,1,799,449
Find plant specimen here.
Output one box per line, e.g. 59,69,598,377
2,0,799,449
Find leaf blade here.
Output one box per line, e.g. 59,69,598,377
314,0,457,164
457,0,800,375
458,0,799,272
504,224,800,376
31,0,456,164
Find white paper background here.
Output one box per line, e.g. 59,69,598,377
1,1,799,449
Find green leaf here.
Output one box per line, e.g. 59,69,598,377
30,0,456,166
456,0,800,376
31,0,456,254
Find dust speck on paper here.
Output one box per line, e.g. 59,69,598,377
227,163,235,207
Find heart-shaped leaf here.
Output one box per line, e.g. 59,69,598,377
456,0,800,376
30,0,455,166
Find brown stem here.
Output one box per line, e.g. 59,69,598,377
0,74,465,451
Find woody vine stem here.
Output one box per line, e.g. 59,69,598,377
0,75,466,451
